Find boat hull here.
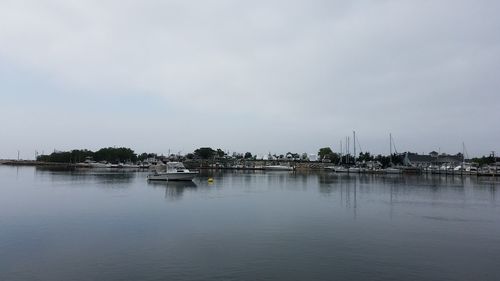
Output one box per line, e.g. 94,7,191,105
264,166,294,171
147,172,198,181
384,168,402,174
335,168,349,173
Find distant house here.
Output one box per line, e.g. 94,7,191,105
285,153,300,161
167,154,184,161
264,153,279,161
403,152,464,167
403,153,434,166
144,157,158,165
157,155,168,163
308,154,318,162
437,154,463,165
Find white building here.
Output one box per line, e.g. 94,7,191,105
308,154,318,162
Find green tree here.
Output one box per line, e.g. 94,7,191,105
194,147,215,159
318,147,334,160
37,151,72,162
374,153,403,168
358,152,374,162
94,147,137,163
36,147,138,163
472,155,495,166
244,152,253,159
138,153,157,161
216,149,226,158
329,153,340,164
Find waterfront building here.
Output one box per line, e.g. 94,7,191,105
308,154,318,162
403,152,463,167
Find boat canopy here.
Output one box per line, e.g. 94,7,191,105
154,162,166,172
166,162,186,169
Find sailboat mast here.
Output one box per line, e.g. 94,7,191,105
340,140,343,165
344,138,347,164
353,131,356,165
389,133,392,165
347,136,350,164
462,142,465,166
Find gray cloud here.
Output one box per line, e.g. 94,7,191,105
0,0,499,158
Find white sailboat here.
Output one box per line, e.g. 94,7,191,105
384,133,401,174
331,139,348,172
349,130,360,173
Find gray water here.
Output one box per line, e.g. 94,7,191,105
1,166,499,281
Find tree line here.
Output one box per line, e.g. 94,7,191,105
36,146,496,167
37,147,140,163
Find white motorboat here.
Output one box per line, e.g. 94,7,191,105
334,166,349,173
465,165,478,174
147,162,198,181
75,160,110,168
348,167,360,173
122,163,140,169
89,162,111,168
427,165,439,174
384,167,401,174
324,166,336,171
263,165,294,171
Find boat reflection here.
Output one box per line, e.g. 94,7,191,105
148,180,197,200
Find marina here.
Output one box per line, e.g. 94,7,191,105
4,132,498,178
1,1,498,280
1,158,499,177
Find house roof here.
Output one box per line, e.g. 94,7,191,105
406,154,434,163
438,156,463,163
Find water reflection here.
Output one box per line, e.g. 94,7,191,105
147,180,198,200
2,166,500,281
314,172,499,218
34,166,137,185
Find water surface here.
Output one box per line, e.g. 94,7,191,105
1,166,499,281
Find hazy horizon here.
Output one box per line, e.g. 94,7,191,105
1,1,499,159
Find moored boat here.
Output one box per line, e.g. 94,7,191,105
264,165,294,171
384,167,402,174
348,167,360,173
147,162,198,181
334,166,349,173
324,166,336,171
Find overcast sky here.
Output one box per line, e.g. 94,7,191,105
1,0,499,159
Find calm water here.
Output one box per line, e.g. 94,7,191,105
1,166,500,281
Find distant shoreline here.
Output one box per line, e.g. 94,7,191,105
0,160,72,167
1,159,498,177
